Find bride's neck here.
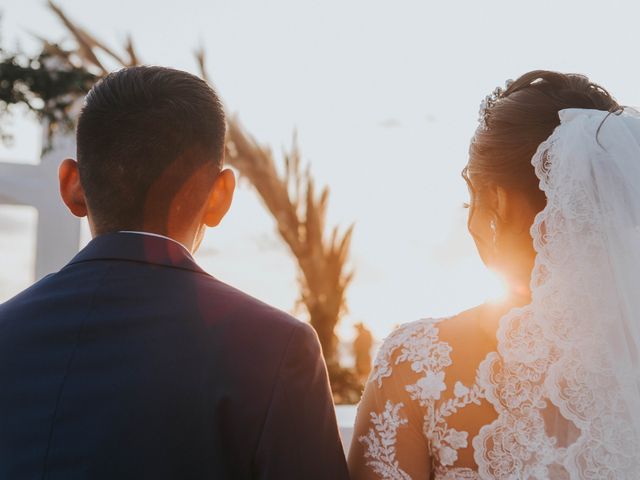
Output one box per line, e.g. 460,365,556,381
507,284,531,306
480,289,531,342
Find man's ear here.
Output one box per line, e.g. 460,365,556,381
58,159,88,218
202,168,236,227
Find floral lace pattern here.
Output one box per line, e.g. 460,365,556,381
360,319,484,479
359,400,411,480
434,467,480,479
369,319,452,389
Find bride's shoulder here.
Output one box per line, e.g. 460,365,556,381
380,317,444,345
377,304,491,353
369,317,450,388
370,304,497,387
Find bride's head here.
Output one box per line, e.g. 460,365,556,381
464,70,619,295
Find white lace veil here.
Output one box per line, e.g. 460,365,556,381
473,108,640,479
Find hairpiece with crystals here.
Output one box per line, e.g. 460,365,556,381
478,79,514,130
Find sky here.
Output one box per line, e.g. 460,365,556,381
1,0,640,341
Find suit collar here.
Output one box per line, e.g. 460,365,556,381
67,232,208,275
118,230,193,257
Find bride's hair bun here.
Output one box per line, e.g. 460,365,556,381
467,70,620,210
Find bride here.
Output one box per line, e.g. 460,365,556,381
348,70,640,479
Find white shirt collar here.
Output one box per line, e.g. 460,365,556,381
118,231,194,258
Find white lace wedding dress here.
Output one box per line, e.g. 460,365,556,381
349,108,640,479
349,306,508,480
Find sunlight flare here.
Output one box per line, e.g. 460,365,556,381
483,269,509,304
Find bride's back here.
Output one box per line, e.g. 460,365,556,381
423,304,506,469
349,302,517,479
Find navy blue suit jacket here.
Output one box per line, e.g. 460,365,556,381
0,232,349,479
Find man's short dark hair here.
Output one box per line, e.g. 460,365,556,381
76,65,226,233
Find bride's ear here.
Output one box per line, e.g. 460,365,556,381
495,186,534,234
495,186,509,225
202,168,236,227
481,184,508,226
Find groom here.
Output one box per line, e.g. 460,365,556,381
0,66,349,479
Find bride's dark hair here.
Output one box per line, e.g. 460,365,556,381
465,70,620,210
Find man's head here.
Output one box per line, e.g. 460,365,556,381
59,66,235,252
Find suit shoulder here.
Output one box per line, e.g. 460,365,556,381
195,274,303,331
194,276,321,373
0,272,59,316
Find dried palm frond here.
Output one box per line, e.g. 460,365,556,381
47,0,134,72
224,117,355,365
124,35,139,67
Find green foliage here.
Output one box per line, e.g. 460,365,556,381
0,45,97,144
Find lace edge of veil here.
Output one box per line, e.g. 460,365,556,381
472,111,640,479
